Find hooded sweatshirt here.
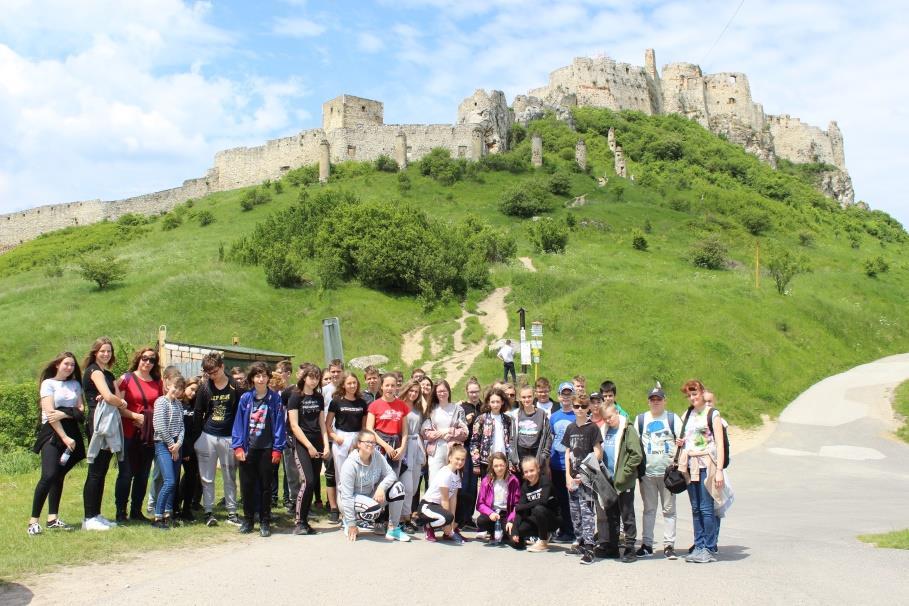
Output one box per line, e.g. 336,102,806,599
338,449,397,526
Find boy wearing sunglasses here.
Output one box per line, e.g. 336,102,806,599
562,394,602,564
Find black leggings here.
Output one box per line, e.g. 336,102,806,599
83,449,113,519
239,448,273,524
476,511,507,534
515,505,559,541
292,437,323,524
176,453,198,515
417,501,453,529
32,438,83,518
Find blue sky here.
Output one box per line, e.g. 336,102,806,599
1,0,906,226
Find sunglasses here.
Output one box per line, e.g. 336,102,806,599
140,356,157,363
572,404,590,410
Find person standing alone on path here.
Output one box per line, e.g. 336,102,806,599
497,340,516,383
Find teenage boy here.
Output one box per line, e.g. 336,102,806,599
534,377,555,416
635,385,679,559
193,353,241,526
563,395,603,564
549,381,577,543
601,403,642,562
598,380,630,418
362,366,381,404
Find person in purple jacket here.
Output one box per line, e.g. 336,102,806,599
231,363,286,538
475,452,521,546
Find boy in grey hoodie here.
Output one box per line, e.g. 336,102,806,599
338,430,410,542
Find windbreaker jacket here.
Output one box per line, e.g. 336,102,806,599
476,473,521,523
601,415,643,493
230,389,287,454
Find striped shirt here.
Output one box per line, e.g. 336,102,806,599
153,396,185,446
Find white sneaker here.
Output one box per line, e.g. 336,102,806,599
97,515,117,527
83,516,111,531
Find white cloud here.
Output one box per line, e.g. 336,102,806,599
358,32,385,53
272,16,326,38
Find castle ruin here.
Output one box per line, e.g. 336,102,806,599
0,49,854,249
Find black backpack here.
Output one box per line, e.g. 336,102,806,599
636,412,677,478
707,407,731,469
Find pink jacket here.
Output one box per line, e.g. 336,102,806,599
476,474,521,523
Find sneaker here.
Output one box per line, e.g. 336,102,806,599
553,531,575,544
294,523,316,535
180,511,196,523
594,545,620,559
706,550,718,562
401,522,418,534
580,546,595,565
260,522,271,537
621,549,638,563
527,539,549,553
565,542,583,556
385,526,412,542
83,517,110,531
205,513,218,527
238,521,253,534
444,530,465,545
460,521,478,532
664,545,678,560
636,544,653,557
27,522,42,536
150,519,170,531
225,513,241,526
685,547,704,562
423,524,437,543
329,509,341,524
46,519,73,531
97,515,117,527
115,511,128,524
687,548,713,564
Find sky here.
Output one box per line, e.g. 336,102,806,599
0,0,906,226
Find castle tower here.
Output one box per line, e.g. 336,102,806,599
614,146,627,178
607,127,616,152
531,134,543,167
319,140,330,183
644,48,662,115
828,121,846,170
471,128,485,160
575,139,587,171
394,131,408,169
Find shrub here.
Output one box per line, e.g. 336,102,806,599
161,213,182,230
565,214,578,230
669,198,691,213
611,181,626,202
768,249,809,294
509,123,527,147
44,257,64,278
116,213,148,227
631,229,649,251
864,255,889,278
798,231,815,247
197,210,215,226
397,172,412,193
264,248,306,288
375,154,399,172
739,209,772,235
184,198,195,208
689,237,728,270
548,171,572,195
527,218,569,253
419,148,465,185
78,255,127,289
240,188,272,211
499,181,552,217
274,181,284,194
479,150,528,173
284,164,319,187
0,381,37,451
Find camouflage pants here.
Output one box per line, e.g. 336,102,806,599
568,482,596,546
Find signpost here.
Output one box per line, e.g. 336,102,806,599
530,321,543,381
322,317,344,366
518,307,529,375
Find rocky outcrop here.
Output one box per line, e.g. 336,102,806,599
817,169,856,207
457,89,513,153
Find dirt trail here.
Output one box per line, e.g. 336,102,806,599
400,326,426,367
518,256,537,272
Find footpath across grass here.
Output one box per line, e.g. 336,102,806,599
0,459,322,581
893,380,909,444
859,529,909,550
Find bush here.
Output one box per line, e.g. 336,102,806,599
375,155,399,173
44,256,64,278
798,231,815,247
509,123,527,147
397,172,412,193
864,255,889,278
689,237,729,270
611,181,626,201
240,188,272,211
631,229,649,251
419,148,465,185
479,150,528,173
116,213,149,227
768,249,809,294
669,198,691,213
0,381,38,451
527,218,569,253
78,255,127,289
548,171,572,195
264,248,306,288
499,181,553,217
161,213,182,230
284,164,319,187
197,210,215,226
739,209,772,235
274,181,284,194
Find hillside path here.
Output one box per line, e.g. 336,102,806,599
5,354,909,605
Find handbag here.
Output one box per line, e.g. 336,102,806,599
663,406,693,494
126,372,156,446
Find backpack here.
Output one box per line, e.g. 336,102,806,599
707,407,731,469
636,412,677,478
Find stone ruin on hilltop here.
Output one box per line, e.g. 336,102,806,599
0,49,854,250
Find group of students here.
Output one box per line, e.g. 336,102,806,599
27,338,732,565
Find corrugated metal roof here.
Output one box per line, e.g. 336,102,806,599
166,341,292,358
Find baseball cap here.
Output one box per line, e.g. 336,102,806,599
558,381,575,394
589,392,604,401
648,386,666,400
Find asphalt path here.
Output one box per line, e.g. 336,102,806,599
5,354,909,605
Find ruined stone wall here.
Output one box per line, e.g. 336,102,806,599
767,115,846,169
322,95,384,131
212,130,325,190
327,124,480,162
528,56,656,115
0,199,106,248
703,73,765,132
107,175,215,220
659,63,709,127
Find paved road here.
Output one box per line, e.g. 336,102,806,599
6,354,909,605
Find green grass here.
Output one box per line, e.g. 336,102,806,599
1,109,908,429
893,380,909,444
462,315,485,346
859,529,909,549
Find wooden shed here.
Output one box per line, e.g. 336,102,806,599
157,325,292,378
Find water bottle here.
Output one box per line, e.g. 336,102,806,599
59,448,71,466
494,519,503,543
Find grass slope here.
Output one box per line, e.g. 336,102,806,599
858,529,909,550
893,380,909,444
1,109,908,427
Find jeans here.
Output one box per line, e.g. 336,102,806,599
639,474,677,547
115,436,154,516
153,442,181,517
503,361,516,383
687,468,717,551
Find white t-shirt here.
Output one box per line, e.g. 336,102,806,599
423,466,461,504
536,400,554,417
497,344,515,363
39,379,81,424
321,384,336,411
491,414,505,455
492,478,508,511
639,411,676,476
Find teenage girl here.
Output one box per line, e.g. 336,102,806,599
422,379,468,481
366,375,409,472
397,380,426,533
326,371,369,524
417,444,467,544
287,363,329,535
475,452,520,545
470,388,513,479
151,373,185,529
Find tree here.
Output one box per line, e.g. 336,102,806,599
767,249,808,295
78,255,127,290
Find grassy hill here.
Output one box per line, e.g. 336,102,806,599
1,108,907,428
